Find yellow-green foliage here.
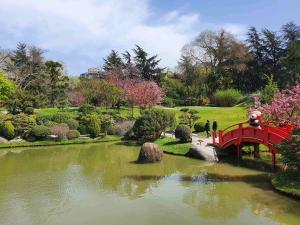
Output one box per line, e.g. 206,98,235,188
0,120,15,140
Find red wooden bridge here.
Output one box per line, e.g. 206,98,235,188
212,122,294,167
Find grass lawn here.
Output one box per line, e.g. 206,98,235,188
160,106,248,131
0,135,120,149
272,171,300,198
35,106,141,120
36,105,246,131
154,137,191,155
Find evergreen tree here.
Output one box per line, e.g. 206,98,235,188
133,45,164,81
45,61,69,107
103,50,123,71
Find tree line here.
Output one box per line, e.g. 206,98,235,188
1,21,300,111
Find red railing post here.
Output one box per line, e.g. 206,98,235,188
219,130,223,145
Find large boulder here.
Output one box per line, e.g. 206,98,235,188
137,142,163,163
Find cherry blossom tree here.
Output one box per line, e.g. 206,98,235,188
249,84,300,126
106,70,165,117
68,91,86,107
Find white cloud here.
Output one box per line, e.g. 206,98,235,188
0,0,247,74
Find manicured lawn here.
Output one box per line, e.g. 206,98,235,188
0,135,120,149
160,106,248,130
154,137,191,155
35,106,140,119
272,171,300,198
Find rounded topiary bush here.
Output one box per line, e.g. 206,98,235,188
24,107,34,115
66,118,79,130
52,112,71,123
78,104,96,115
214,89,243,107
137,142,163,163
0,121,15,140
66,130,80,140
194,122,205,133
30,125,49,140
175,125,192,143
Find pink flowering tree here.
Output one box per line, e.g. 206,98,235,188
106,71,165,117
249,84,300,127
68,91,86,107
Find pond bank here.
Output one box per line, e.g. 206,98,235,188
0,135,120,150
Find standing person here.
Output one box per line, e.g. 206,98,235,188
212,120,218,136
205,120,211,137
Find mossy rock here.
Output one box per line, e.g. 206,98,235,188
137,142,163,163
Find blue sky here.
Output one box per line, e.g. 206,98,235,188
0,0,299,75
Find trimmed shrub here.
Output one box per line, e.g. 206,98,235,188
12,113,36,136
194,122,205,133
30,125,49,140
24,107,34,115
78,104,96,115
175,125,192,143
36,114,53,124
52,112,71,123
66,118,79,130
0,121,15,140
49,123,69,141
44,121,58,128
214,89,243,107
66,130,80,140
131,109,176,143
89,113,100,138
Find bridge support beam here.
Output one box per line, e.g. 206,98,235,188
272,151,276,169
237,144,241,159
253,143,260,159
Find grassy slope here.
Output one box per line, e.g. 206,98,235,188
0,135,120,149
154,137,191,155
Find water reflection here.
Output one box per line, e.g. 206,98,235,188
0,142,299,225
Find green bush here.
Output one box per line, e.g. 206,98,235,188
66,118,79,130
30,125,49,140
78,124,88,135
89,113,100,138
131,109,176,143
12,113,36,136
52,112,71,123
276,129,300,171
49,123,69,141
101,114,115,135
78,104,96,115
66,130,80,139
194,122,205,132
36,114,53,124
214,89,243,107
43,121,58,128
24,107,34,115
0,121,15,140
175,125,192,143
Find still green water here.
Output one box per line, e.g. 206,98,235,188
0,142,299,225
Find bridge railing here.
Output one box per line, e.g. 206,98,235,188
212,121,294,147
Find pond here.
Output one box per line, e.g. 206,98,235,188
0,142,299,225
